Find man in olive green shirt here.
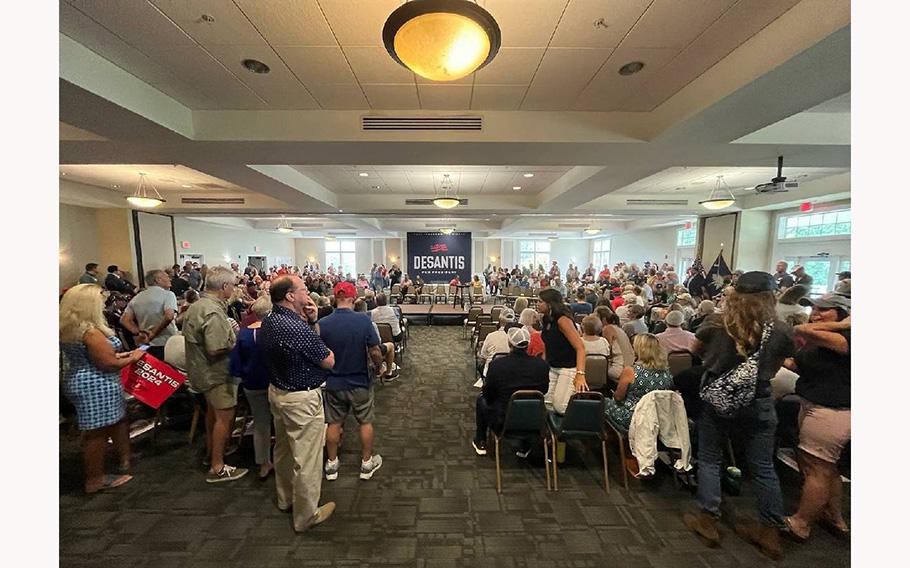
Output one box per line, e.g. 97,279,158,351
183,266,246,483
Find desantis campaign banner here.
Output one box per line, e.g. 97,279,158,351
121,354,186,409
407,231,472,283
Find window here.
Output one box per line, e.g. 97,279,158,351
325,239,356,276
519,240,550,269
592,239,611,270
778,209,851,240
677,226,697,247
676,224,697,276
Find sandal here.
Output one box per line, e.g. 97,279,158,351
782,516,809,542
86,474,133,494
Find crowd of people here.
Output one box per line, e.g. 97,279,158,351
59,254,850,557
470,258,851,559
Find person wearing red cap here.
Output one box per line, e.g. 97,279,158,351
317,281,385,482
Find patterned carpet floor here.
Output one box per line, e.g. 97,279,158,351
59,325,849,567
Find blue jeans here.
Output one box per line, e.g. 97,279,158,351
696,397,784,527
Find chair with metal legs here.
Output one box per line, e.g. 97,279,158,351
548,392,610,493
491,390,552,493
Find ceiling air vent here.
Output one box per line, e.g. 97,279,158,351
181,197,245,205
362,116,482,131
405,198,469,206
626,199,689,206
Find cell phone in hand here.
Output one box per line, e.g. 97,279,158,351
138,344,151,351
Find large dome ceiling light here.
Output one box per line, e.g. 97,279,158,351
699,175,737,210
126,172,166,208
432,173,461,209
383,0,501,82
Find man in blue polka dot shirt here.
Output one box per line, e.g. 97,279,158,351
260,275,336,532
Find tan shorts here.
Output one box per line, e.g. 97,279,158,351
203,382,239,410
798,397,851,464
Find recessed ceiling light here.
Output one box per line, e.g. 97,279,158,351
201,14,215,23
523,173,534,178
112,184,119,189
618,61,645,76
359,172,369,177
339,209,344,213
61,172,66,176
182,184,193,188
512,186,521,191
242,59,270,74
371,185,381,190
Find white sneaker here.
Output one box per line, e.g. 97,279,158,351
325,458,340,481
360,454,383,480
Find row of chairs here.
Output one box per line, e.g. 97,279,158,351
490,390,608,494
492,388,694,495
488,350,697,493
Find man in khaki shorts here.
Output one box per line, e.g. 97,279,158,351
183,266,247,483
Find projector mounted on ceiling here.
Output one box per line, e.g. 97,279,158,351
754,155,799,194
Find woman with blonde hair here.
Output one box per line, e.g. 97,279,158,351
60,284,147,493
513,296,529,315
603,333,673,430
518,307,544,357
683,272,795,559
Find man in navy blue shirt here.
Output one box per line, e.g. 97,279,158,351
259,275,336,532
569,290,593,316
318,281,384,482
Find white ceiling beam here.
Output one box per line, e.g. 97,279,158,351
246,165,338,208
59,34,193,138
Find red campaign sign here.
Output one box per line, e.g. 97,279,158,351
120,353,186,409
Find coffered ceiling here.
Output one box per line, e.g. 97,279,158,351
59,0,851,239
62,0,811,111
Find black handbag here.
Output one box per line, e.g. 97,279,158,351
700,322,773,418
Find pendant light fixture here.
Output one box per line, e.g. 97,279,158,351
699,175,736,210
276,216,293,234
432,173,461,209
383,0,501,82
125,172,165,208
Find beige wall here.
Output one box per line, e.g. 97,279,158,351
59,203,101,291
700,213,738,267
734,211,774,271
385,238,402,266
295,238,324,268
59,205,137,291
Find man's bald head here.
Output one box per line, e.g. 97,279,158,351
270,275,301,302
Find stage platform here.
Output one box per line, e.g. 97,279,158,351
396,303,492,325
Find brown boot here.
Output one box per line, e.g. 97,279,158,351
735,521,782,560
683,512,720,547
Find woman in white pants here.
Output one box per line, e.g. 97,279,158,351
228,296,274,480
537,288,588,414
